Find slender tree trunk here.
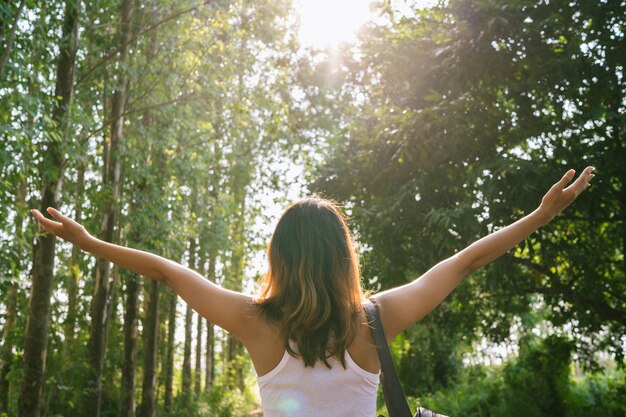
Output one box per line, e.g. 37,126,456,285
64,161,84,351
205,319,214,390
157,295,167,398
135,26,160,415
225,22,253,389
204,131,222,394
0,0,26,79
180,238,196,406
0,163,28,413
226,190,247,390
164,290,177,413
138,280,160,417
18,1,79,415
194,312,203,396
182,305,193,399
82,1,133,416
204,253,216,392
0,284,17,414
120,273,140,417
193,245,206,397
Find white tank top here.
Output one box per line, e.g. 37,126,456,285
257,340,380,417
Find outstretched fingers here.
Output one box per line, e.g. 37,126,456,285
564,166,595,196
46,207,67,224
31,209,63,233
556,169,576,189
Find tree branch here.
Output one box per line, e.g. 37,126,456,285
77,92,201,145
0,0,26,79
75,0,212,87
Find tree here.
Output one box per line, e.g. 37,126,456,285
82,1,134,415
310,0,625,393
139,279,160,417
18,1,80,415
163,290,177,413
0,0,319,415
0,0,26,78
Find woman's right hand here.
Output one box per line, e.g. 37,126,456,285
32,207,93,250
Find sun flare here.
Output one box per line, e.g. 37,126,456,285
294,0,376,48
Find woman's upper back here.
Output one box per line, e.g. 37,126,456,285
245,305,380,377
257,338,379,417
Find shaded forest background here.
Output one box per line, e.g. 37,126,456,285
0,0,624,416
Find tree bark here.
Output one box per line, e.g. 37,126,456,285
204,125,222,394
194,312,203,396
0,283,17,414
138,280,160,417
64,161,84,352
0,159,28,413
226,182,247,390
0,0,26,79
204,253,216,392
182,305,193,400
120,273,140,417
164,290,177,413
193,245,206,397
180,238,196,405
82,1,133,416
18,1,79,415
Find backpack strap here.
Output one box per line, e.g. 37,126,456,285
364,301,413,417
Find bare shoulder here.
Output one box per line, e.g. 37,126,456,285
347,308,380,374
240,304,286,377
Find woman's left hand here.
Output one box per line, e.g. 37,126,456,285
538,166,595,223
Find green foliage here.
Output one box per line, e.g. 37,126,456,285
567,367,626,416
311,0,625,375
2,0,301,415
410,336,626,417
202,374,258,417
1,0,624,415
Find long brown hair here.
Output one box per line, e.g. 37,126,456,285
255,196,366,369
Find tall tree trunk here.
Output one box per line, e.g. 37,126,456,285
193,246,206,397
18,1,79,415
226,186,247,390
182,305,193,400
164,290,177,413
82,1,133,416
0,0,26,79
180,238,196,406
120,273,140,417
194,312,203,396
135,26,160,415
204,128,222,394
138,280,160,417
225,18,253,389
0,284,17,414
205,319,214,390
204,253,216,392
0,158,28,413
64,161,84,352
157,295,167,398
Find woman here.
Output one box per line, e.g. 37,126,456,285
32,166,595,416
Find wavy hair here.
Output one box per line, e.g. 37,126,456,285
254,196,366,369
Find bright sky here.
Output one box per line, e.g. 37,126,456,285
294,0,439,48
294,0,376,48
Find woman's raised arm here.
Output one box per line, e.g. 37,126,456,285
371,166,596,342
31,207,258,343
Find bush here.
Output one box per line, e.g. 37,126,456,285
381,335,626,417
